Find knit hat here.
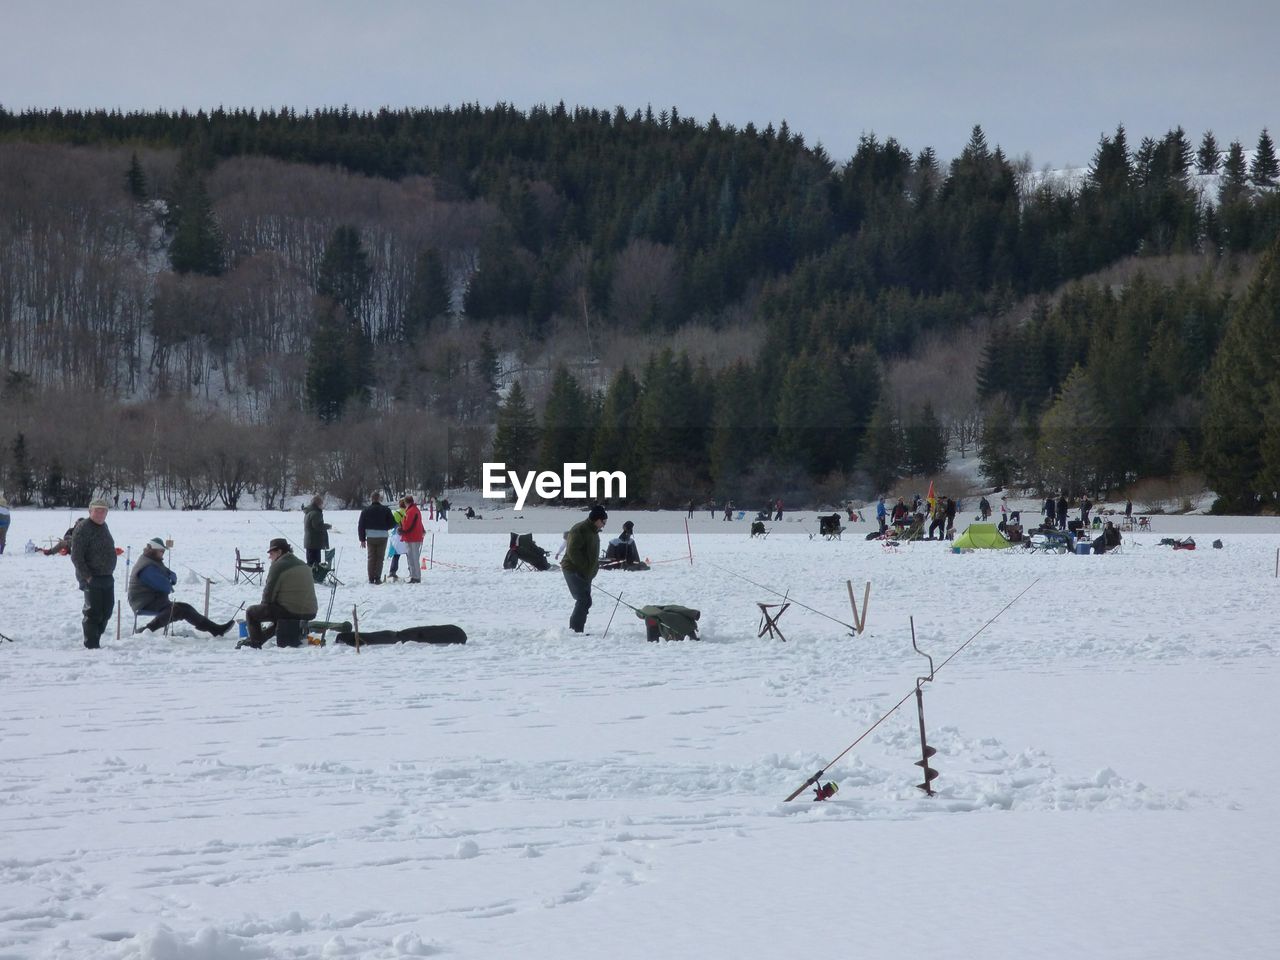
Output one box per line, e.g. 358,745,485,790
622,520,634,532
268,537,292,553
88,498,110,510
587,504,608,523
146,537,167,551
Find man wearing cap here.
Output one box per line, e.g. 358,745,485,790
560,505,607,633
0,495,10,554
128,538,237,636
241,538,318,648
71,498,116,649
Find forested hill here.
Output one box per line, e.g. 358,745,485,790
2,105,1279,511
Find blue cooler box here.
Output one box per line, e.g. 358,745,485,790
1075,541,1091,555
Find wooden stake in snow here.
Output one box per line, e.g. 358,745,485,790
352,605,361,654
115,600,121,644
846,580,871,635
684,519,693,566
203,578,211,618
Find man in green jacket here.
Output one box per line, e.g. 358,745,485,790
241,538,319,648
560,505,607,633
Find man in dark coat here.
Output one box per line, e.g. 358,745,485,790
357,492,396,584
1093,521,1123,554
1056,494,1068,531
560,505,607,633
129,537,236,635
71,498,116,649
303,495,331,567
241,539,319,648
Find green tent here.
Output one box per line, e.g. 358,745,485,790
952,523,1012,550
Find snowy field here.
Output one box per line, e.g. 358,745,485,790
2,505,1279,959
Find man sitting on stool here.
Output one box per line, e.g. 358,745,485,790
240,538,318,648
603,520,641,566
129,537,237,636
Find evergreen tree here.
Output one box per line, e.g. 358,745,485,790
978,397,1019,488
1037,366,1105,494
1219,141,1251,203
708,361,762,489
591,366,642,481
903,401,947,476
860,397,903,491
1196,131,1221,175
1251,128,1279,188
1202,237,1280,509
464,229,532,320
305,304,355,422
125,152,147,201
492,381,539,478
317,225,372,329
538,366,592,477
168,176,224,275
8,431,35,506
402,247,450,340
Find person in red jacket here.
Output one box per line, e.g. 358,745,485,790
399,496,425,583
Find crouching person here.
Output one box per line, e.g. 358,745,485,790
240,538,318,649
129,537,236,636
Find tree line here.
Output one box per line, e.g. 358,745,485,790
2,105,1280,508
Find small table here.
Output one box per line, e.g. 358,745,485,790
757,601,790,641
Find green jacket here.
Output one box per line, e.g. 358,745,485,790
262,552,318,618
303,504,330,550
560,519,601,580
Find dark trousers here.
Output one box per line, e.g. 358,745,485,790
246,602,306,647
82,580,114,648
141,601,226,635
562,569,593,632
928,518,945,539
366,537,387,582
774,509,783,520
306,547,321,566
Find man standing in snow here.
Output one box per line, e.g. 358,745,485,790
0,495,10,554
560,505,607,633
71,498,116,649
358,492,396,584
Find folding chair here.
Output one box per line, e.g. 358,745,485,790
311,548,343,586
756,601,790,641
234,548,264,585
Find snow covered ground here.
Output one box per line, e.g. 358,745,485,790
2,505,1278,959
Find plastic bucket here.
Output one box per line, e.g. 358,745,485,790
238,621,249,639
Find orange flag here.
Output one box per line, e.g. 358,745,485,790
927,479,935,510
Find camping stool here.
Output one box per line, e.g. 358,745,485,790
275,619,309,648
756,601,790,641
132,608,171,635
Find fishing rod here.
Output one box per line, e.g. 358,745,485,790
592,583,641,614
782,577,1041,802
707,562,856,633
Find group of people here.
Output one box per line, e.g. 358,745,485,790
875,493,962,540
64,497,319,650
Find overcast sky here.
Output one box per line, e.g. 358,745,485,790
3,0,1276,169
